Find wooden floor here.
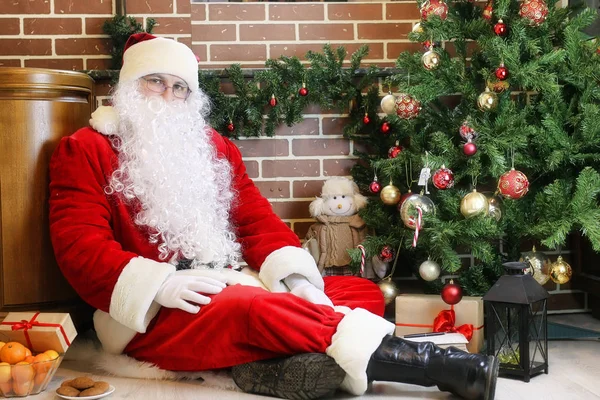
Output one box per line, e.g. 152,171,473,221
23,315,600,400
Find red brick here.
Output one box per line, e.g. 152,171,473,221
0,18,20,35
24,58,84,71
388,42,426,59
209,4,265,21
262,160,320,178
93,81,114,96
192,24,236,41
294,222,314,240
0,39,51,56
86,58,112,70
386,3,422,20
299,24,354,41
152,17,190,35
127,0,173,14
270,4,324,21
0,0,49,14
254,181,291,199
54,0,112,14
274,118,319,136
85,17,111,35
176,0,190,14
56,38,111,55
358,23,412,40
271,201,312,219
322,117,350,136
24,18,82,35
292,139,350,157
323,159,357,176
0,60,22,67
270,42,384,61
328,4,382,21
191,4,206,21
243,160,259,179
233,138,289,158
210,44,266,62
293,180,326,198
177,36,192,48
191,44,207,62
240,24,295,42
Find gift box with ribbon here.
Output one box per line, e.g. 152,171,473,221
0,312,77,353
395,294,484,353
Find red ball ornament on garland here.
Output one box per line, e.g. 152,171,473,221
441,280,463,305
269,94,278,107
432,165,455,190
421,0,449,21
299,84,308,97
227,122,235,132
363,113,371,124
463,140,478,156
498,168,529,199
388,142,404,158
380,245,394,263
519,0,548,26
494,19,508,36
381,121,391,134
370,179,382,194
395,94,421,119
495,64,509,80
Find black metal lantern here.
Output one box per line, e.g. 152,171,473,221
483,261,549,382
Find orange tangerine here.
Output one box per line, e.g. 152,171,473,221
0,342,27,364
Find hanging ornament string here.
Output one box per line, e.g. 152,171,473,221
357,244,366,277
385,237,405,280
424,151,430,194
511,146,515,169
412,206,423,247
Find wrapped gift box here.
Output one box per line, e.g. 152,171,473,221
395,294,484,353
0,312,77,353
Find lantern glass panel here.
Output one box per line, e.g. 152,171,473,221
528,299,547,370
490,303,522,369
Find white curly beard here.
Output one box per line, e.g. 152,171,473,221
105,80,240,268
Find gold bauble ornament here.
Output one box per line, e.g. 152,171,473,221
549,256,572,284
412,22,424,33
460,189,489,218
380,93,397,114
400,193,435,229
477,87,498,111
519,245,551,285
422,49,441,70
378,277,399,305
380,182,401,205
488,195,502,221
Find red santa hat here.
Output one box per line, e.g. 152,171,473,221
119,33,199,91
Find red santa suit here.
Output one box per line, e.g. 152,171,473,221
49,109,394,395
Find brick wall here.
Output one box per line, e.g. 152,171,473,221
0,0,589,313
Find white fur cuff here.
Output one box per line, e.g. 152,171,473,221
259,246,324,292
109,256,176,333
89,105,119,136
326,308,395,395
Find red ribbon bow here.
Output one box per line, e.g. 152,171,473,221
0,312,71,350
433,309,474,341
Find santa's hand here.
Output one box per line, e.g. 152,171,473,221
155,272,226,314
283,273,334,308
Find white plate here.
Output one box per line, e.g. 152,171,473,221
56,385,115,400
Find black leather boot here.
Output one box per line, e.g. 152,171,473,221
366,335,498,400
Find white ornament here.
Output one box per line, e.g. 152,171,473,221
380,94,397,114
419,259,441,281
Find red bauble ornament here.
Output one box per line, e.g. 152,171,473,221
299,86,308,97
495,64,508,80
441,280,463,305
381,122,391,134
498,168,529,199
395,94,421,119
459,120,478,141
269,94,277,107
388,142,404,158
363,114,370,124
463,140,477,156
483,0,494,21
519,0,548,26
421,0,449,21
227,122,235,132
432,165,455,190
494,19,508,36
370,179,382,194
380,245,394,263
422,40,441,51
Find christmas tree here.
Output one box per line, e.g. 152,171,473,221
345,0,600,296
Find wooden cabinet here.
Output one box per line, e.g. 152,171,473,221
0,68,95,328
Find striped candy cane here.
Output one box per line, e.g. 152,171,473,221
412,206,423,248
357,245,366,277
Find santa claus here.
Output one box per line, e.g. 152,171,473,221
49,33,498,400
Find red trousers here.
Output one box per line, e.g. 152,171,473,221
124,276,385,371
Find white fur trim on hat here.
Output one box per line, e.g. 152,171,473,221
259,246,324,292
326,308,395,395
89,105,119,136
120,37,199,91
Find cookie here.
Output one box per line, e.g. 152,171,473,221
61,379,75,387
92,381,110,393
57,386,81,396
69,376,95,390
78,386,107,397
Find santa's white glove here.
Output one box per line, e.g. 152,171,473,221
154,271,226,314
283,273,334,308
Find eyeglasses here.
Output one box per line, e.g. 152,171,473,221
141,77,191,100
